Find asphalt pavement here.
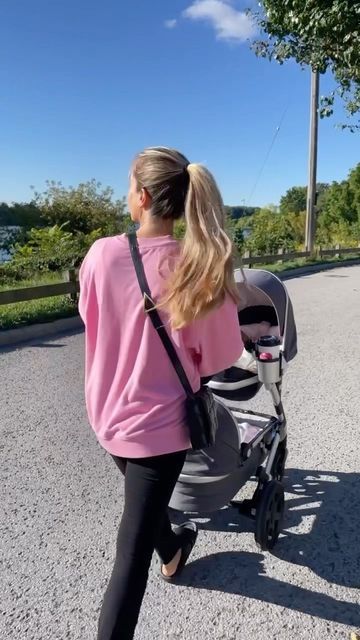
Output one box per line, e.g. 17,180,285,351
1,265,359,640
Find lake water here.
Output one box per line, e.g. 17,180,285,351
0,226,19,263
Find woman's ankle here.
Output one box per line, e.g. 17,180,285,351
161,548,182,577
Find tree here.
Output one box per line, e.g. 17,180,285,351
280,186,307,214
348,163,360,219
3,224,107,280
246,208,297,254
224,205,258,219
10,225,80,274
320,180,356,225
33,179,128,235
251,1,360,129
279,183,330,215
0,201,43,227
314,182,330,212
316,163,360,244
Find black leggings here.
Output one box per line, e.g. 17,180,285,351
97,449,187,640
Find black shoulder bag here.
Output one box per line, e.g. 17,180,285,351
127,232,218,451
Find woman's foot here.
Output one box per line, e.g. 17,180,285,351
161,521,198,581
162,549,182,578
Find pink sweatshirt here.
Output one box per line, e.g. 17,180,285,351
79,234,243,458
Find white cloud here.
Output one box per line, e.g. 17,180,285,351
164,19,177,29
183,0,256,42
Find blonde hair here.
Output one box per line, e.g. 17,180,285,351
132,147,239,329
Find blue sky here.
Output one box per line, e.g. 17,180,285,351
0,0,359,208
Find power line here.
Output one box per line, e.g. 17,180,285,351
246,105,289,205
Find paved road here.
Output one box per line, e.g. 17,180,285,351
1,265,360,640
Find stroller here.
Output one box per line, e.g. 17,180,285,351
170,268,297,550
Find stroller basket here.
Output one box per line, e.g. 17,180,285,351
170,400,280,514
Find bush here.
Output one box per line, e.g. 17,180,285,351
0,261,28,285
173,219,186,240
1,225,108,282
246,208,297,255
33,179,128,235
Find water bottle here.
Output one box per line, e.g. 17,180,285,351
255,336,281,385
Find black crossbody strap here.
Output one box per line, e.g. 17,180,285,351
127,233,194,398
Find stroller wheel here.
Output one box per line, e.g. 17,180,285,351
255,480,284,551
271,437,288,481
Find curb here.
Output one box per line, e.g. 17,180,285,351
1,258,359,349
0,315,83,348
275,257,360,280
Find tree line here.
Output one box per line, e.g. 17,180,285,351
0,163,359,283
227,163,360,254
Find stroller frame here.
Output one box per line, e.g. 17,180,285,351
224,380,287,547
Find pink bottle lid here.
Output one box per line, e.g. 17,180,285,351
259,352,273,361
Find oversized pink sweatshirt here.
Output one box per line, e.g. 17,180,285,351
79,234,243,458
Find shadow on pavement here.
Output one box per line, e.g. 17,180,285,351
170,467,360,625
29,342,66,348
324,274,349,278
181,550,359,627
172,468,359,589
0,327,83,353
273,468,360,589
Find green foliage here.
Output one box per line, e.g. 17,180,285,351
319,181,357,225
1,179,133,281
0,224,109,282
280,186,307,214
288,211,306,247
348,162,360,218
0,295,77,330
0,201,43,227
173,219,186,240
251,1,360,129
314,183,330,211
224,205,258,219
276,164,360,249
246,208,297,254
4,253,360,330
2,163,359,288
5,225,77,279
0,227,29,257
316,163,360,244
0,272,79,329
32,179,128,235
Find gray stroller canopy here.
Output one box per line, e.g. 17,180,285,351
236,268,297,362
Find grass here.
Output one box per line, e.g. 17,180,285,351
264,253,360,273
0,297,78,330
0,271,65,292
236,253,360,274
1,254,359,331
0,272,78,331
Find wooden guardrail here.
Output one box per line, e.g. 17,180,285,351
242,244,360,268
0,269,79,306
0,245,359,306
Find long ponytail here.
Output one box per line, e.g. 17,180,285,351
161,163,239,329
132,147,239,330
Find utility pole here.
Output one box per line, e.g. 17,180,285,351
305,69,320,254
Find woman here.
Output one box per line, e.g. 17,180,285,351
79,147,244,639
